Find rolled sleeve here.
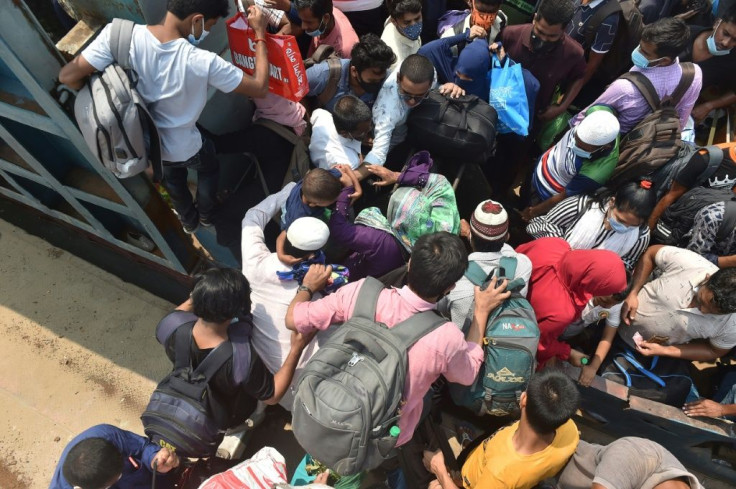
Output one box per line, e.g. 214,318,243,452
293,281,363,334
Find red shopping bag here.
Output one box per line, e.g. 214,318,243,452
226,13,309,102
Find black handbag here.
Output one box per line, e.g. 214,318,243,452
407,91,498,164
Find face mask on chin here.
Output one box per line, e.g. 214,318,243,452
306,17,326,37
707,22,732,56
188,18,209,46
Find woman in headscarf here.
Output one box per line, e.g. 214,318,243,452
526,180,656,270
516,237,627,367
453,38,491,100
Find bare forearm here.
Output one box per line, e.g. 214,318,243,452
581,52,604,86
435,469,461,489
590,325,616,368
466,310,489,346
264,344,303,404
559,78,585,110
285,290,311,331
657,343,726,362
630,245,661,296
531,192,566,219
717,255,736,268
253,40,269,96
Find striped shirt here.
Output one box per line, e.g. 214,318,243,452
526,195,650,270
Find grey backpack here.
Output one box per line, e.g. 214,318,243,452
74,19,162,180
291,277,446,476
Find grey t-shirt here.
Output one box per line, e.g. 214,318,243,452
556,438,704,489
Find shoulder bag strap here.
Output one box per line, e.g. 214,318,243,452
317,57,343,108
389,310,449,351
172,322,196,371
697,145,726,185
620,72,661,111
110,18,135,69
350,276,386,321
192,341,235,382
227,320,253,385
464,261,491,286
669,62,696,106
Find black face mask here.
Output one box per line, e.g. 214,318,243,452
530,31,560,54
357,73,383,94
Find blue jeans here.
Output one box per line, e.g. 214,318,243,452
162,138,218,227
714,371,736,421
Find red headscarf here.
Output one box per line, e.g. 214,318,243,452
516,238,627,365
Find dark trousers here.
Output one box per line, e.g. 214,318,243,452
343,5,387,37
162,138,219,228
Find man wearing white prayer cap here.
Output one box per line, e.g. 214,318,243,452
241,187,332,412
522,106,621,221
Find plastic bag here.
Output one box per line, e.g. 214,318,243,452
226,13,309,102
198,447,288,489
489,54,530,136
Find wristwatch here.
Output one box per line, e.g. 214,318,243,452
297,284,314,299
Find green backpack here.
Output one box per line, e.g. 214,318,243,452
449,256,540,417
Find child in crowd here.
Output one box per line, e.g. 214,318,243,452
280,167,359,230
564,271,634,386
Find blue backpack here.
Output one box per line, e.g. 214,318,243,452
449,257,540,416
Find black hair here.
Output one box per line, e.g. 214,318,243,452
333,95,372,133
613,179,656,222
525,370,580,434
167,0,229,20
388,0,423,18
536,0,575,27
302,168,342,203
283,237,314,260
62,437,123,489
408,232,469,299
476,0,504,7
398,54,435,84
351,34,397,73
641,17,690,58
295,0,332,20
722,3,736,24
611,269,634,301
707,268,736,314
191,267,251,323
472,234,505,253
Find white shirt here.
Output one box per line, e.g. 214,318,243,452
240,183,333,409
309,109,363,169
580,300,623,328
333,0,383,12
364,69,436,166
82,24,243,162
381,20,422,72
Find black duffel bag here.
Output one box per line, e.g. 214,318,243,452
407,91,497,164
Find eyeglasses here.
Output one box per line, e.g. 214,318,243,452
398,87,430,104
348,122,374,140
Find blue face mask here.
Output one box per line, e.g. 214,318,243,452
399,22,423,41
608,215,633,233
631,45,664,69
707,23,731,56
187,18,209,46
306,18,326,37
570,144,592,159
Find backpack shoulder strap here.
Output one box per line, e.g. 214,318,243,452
584,0,623,48
696,145,726,185
498,256,526,292
109,18,135,69
192,340,235,382
227,320,253,385
389,310,448,351
620,72,660,111
464,261,490,286
717,201,736,242
317,57,343,108
172,322,196,371
350,276,386,321
669,62,696,106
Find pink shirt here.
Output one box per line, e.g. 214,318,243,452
294,279,484,446
308,8,359,59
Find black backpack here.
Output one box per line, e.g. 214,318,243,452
407,91,498,164
654,186,736,246
651,145,724,200
142,321,252,457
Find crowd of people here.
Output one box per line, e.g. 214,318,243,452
52,0,736,487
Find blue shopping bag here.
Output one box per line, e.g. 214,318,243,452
488,54,531,136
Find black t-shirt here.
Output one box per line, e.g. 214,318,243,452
160,311,274,427
675,143,736,189
679,26,736,91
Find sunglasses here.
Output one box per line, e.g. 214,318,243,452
398,87,430,103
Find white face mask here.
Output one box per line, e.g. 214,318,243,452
188,18,209,46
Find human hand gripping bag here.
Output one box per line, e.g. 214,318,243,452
488,54,530,136
226,12,308,102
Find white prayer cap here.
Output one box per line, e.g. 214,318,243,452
576,110,620,146
286,217,329,251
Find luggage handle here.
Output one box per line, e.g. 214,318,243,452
343,330,388,363
438,96,469,130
